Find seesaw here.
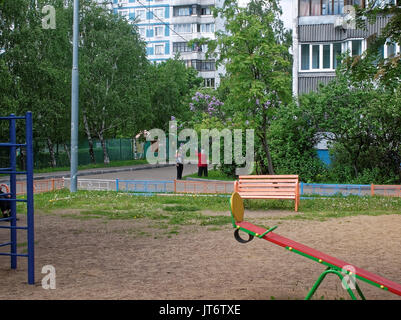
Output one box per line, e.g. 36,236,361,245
229,192,401,300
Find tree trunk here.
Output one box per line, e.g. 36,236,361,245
259,114,275,175
47,138,57,168
98,132,110,165
83,113,96,164
63,143,71,163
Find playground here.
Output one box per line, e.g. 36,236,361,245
1,191,401,300
1,113,401,300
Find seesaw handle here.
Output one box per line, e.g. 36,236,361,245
258,226,278,238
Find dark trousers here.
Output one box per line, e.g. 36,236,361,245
177,163,183,180
198,166,208,177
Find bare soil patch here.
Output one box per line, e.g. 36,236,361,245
1,210,400,300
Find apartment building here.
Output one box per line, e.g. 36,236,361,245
291,0,400,96
111,0,224,88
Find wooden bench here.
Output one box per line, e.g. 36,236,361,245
233,175,300,211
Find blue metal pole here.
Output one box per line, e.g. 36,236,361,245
70,0,79,193
9,115,17,269
25,112,35,285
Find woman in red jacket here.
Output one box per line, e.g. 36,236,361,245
197,149,208,177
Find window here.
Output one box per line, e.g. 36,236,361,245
352,40,362,56
387,42,396,58
154,8,164,19
174,6,191,16
300,40,366,71
333,42,342,69
173,24,192,33
185,60,216,71
301,44,310,70
200,23,215,33
136,9,145,21
312,45,320,69
323,44,331,69
311,0,321,15
204,78,215,88
138,27,146,38
118,10,129,19
173,42,192,53
300,0,310,16
201,6,212,15
154,26,164,37
155,44,164,55
300,0,365,16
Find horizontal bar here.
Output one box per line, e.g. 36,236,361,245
0,168,12,171
303,183,370,188
0,116,26,120
0,252,29,257
0,143,27,147
119,180,174,183
0,171,27,175
0,217,13,222
0,225,28,230
0,198,28,202
0,242,12,248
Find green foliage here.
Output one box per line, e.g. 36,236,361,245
197,0,292,175
267,102,326,182
147,58,203,132
299,62,401,183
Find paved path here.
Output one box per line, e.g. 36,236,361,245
0,163,195,183
82,163,199,181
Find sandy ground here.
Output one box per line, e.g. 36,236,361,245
1,207,401,301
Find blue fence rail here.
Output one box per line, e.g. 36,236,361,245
300,183,371,197
116,179,174,194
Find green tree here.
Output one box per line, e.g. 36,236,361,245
147,57,203,132
0,0,72,167
202,0,292,174
79,0,150,164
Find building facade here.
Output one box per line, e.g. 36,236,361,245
292,0,400,96
111,0,224,88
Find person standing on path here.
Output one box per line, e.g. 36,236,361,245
197,148,208,177
176,143,184,180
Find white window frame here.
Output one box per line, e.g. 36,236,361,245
136,9,146,21
174,24,192,33
118,10,129,20
154,44,164,55
299,39,366,72
154,26,164,37
153,8,164,19
138,27,146,38
383,40,400,59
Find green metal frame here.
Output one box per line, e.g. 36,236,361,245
305,267,366,300
229,197,391,300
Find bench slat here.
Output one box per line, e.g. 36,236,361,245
239,175,298,179
239,179,298,185
238,183,297,188
238,188,296,192
240,195,296,199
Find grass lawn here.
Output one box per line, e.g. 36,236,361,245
27,190,401,231
184,169,235,181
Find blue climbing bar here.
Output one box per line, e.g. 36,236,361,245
0,112,35,285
